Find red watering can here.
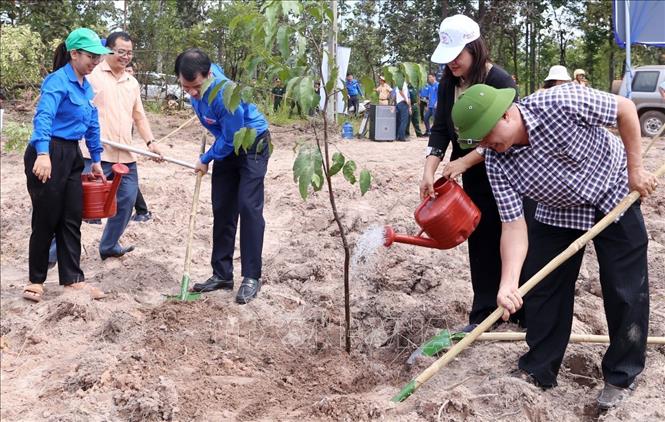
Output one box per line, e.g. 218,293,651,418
81,163,129,220
384,178,481,250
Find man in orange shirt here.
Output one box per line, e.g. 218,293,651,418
82,31,163,259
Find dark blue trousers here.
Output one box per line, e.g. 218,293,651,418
396,102,409,141
210,134,270,280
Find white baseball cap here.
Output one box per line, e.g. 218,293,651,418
431,15,480,64
544,65,571,81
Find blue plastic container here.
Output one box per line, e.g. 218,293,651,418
342,122,354,139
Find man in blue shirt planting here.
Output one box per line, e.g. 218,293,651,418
175,48,270,304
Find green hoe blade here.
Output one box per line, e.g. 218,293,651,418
165,274,201,302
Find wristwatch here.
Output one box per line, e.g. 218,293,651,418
426,146,444,159
475,146,486,156
146,140,154,147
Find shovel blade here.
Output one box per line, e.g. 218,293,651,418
164,274,202,302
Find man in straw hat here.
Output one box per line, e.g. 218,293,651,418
451,82,657,409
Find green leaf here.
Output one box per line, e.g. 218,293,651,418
307,3,322,20
240,86,253,103
243,127,257,152
265,1,279,27
325,61,338,95
360,75,375,101
359,169,371,195
229,13,254,32
418,64,428,90
329,152,345,176
342,160,357,185
277,26,290,59
207,79,227,106
292,145,323,200
245,56,262,79
221,81,242,113
296,32,307,59
401,62,420,88
297,76,315,114
323,4,334,21
233,128,245,155
281,0,301,16
285,76,303,105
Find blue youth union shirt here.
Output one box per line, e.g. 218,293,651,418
419,86,428,100
30,63,103,162
346,79,362,96
191,77,269,164
427,82,439,108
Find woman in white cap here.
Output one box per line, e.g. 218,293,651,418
540,65,572,90
420,14,530,330
573,68,588,86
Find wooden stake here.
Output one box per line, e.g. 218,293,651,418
475,332,665,344
392,161,665,402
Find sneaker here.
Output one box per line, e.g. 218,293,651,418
597,382,635,410
131,211,152,222
84,219,102,225
47,261,56,270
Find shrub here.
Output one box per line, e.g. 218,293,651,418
0,25,46,93
1,121,32,152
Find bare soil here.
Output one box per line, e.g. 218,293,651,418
1,109,664,421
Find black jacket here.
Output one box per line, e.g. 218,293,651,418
428,64,517,161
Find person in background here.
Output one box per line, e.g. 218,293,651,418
81,31,163,260
573,69,588,86
451,82,656,409
345,73,362,116
376,76,392,105
406,83,424,137
272,78,285,112
124,62,155,223
176,48,270,304
421,14,527,330
658,79,665,99
23,28,109,302
394,81,411,141
419,84,428,122
423,73,439,136
540,65,571,90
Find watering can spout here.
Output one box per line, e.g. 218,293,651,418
102,163,130,215
383,226,445,250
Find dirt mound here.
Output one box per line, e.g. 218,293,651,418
2,110,664,421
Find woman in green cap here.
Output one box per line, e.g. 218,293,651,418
23,28,111,302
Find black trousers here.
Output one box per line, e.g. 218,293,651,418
519,203,649,388
210,132,270,280
348,95,359,116
134,187,148,214
462,164,532,326
24,140,85,285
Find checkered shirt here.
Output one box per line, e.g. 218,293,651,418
485,83,628,231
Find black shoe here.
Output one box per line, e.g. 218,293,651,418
191,275,233,293
85,219,102,225
510,368,556,390
131,211,152,222
235,277,261,304
100,245,135,260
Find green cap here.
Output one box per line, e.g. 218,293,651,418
452,84,515,149
65,28,112,55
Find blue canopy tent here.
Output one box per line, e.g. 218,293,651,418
613,0,665,98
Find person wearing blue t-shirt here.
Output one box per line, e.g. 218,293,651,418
423,73,439,136
23,28,109,302
345,73,362,116
175,48,270,304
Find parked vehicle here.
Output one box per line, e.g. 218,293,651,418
136,71,190,104
618,65,665,136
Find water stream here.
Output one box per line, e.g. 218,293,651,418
350,225,387,281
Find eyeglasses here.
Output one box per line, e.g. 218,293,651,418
113,49,133,58
77,50,102,63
